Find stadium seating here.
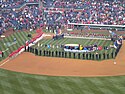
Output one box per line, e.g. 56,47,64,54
0,0,125,35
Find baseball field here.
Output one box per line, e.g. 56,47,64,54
32,36,115,60
0,29,125,94
0,30,35,61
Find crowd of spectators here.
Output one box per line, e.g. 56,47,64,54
0,0,38,9
0,4,43,35
43,0,125,25
43,0,86,9
0,0,125,35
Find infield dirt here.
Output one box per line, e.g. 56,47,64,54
0,41,125,77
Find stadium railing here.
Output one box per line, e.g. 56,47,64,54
1,2,39,11
68,23,125,31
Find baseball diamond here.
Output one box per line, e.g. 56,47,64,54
0,0,125,94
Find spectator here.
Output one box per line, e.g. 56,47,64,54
0,0,125,36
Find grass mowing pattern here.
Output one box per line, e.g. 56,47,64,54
0,31,124,94
0,30,116,61
33,38,114,52
0,31,36,61
0,69,125,94
32,38,116,60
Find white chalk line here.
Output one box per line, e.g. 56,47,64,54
0,34,44,67
0,59,10,67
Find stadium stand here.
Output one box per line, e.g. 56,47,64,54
0,0,125,35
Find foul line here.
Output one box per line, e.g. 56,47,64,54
0,59,10,67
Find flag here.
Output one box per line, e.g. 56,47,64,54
36,28,42,33
0,51,2,55
109,30,112,33
38,43,40,47
55,29,62,35
58,29,62,34
109,30,116,36
67,20,70,24
0,51,2,57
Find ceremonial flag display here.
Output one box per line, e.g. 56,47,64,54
0,51,2,57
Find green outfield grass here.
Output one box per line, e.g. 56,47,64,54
0,68,125,94
0,31,36,61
